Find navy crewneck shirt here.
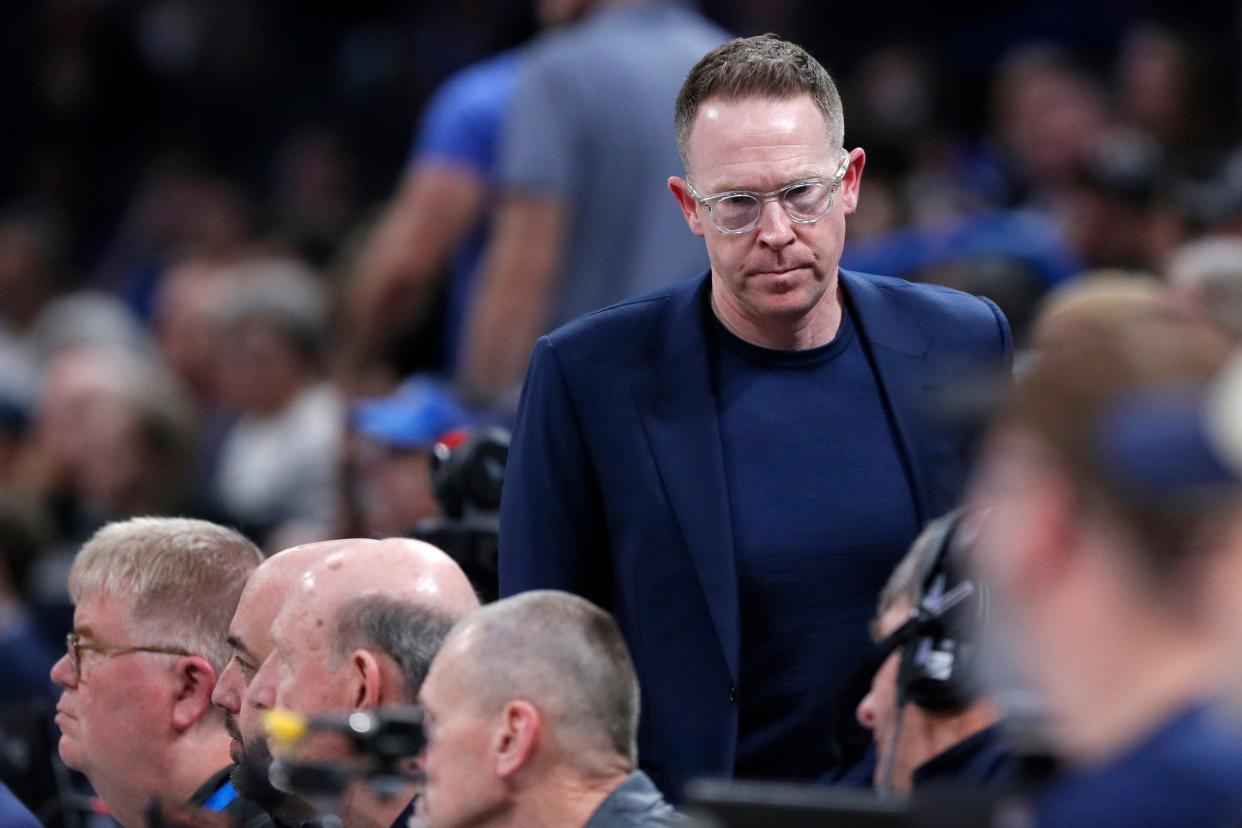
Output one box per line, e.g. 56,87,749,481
710,301,919,781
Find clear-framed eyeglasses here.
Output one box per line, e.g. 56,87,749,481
686,153,851,235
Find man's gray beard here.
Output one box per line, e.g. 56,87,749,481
232,736,317,827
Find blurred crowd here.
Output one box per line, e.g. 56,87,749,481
6,1,1242,824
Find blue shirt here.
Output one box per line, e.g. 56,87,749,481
711,303,920,780
1036,702,1242,828
409,50,522,371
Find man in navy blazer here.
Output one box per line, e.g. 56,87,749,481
499,35,1012,795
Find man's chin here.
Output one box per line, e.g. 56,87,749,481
56,736,83,771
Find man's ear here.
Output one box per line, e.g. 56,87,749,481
668,176,705,238
493,700,541,780
839,147,866,216
170,657,219,731
349,649,386,709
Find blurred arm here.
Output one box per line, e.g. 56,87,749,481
341,162,487,376
458,192,568,403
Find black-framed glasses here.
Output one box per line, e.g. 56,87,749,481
65,631,193,680
686,153,851,235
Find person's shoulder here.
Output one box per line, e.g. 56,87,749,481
431,49,524,111
847,269,1000,316
845,269,1009,344
543,275,703,357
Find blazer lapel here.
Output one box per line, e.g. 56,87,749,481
634,275,740,684
839,269,936,524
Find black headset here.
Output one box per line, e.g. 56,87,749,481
881,509,988,712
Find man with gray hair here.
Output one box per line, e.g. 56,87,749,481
417,590,677,828
49,517,262,827
855,511,1015,795
246,537,478,828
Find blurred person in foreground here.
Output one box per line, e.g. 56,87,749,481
247,537,478,828
418,590,677,828
971,306,1242,827
49,517,263,827
458,0,727,401
211,543,349,827
500,34,1012,791
856,511,1015,796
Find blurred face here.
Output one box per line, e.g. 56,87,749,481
50,592,177,792
671,95,864,333
219,321,307,415
856,599,914,791
356,440,440,536
417,633,506,828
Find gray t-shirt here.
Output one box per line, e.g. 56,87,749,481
584,771,682,828
498,2,728,327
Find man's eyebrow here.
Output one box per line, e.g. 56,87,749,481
701,171,830,195
73,623,96,639
227,634,257,660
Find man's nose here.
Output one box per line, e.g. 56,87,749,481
756,199,795,249
50,653,76,689
212,665,241,713
856,691,877,730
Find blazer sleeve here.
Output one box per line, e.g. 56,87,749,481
498,335,612,604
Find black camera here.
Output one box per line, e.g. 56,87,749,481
412,426,509,602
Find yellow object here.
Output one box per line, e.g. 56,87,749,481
263,708,308,750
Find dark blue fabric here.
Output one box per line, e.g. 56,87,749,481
408,50,521,371
389,797,417,828
1036,702,1242,828
499,270,1013,795
0,612,59,705
0,782,40,828
712,307,919,780
911,723,1020,792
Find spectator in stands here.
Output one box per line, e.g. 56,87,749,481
458,0,727,402
418,590,678,828
971,306,1242,827
49,518,262,827
211,542,346,827
350,376,474,536
856,511,1015,795
247,537,478,828
212,259,343,550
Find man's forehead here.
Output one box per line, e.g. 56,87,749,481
73,590,127,632
687,94,831,171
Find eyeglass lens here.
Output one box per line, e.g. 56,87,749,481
711,181,833,231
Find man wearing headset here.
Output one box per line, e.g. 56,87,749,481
856,511,1017,795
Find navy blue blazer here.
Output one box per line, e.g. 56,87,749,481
499,270,1013,793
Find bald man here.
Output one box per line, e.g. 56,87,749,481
212,542,347,826
247,538,479,828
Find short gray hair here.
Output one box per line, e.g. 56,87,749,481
877,516,956,617
452,591,640,770
675,35,844,169
333,596,457,701
69,517,262,673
